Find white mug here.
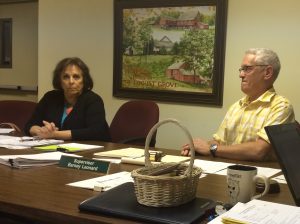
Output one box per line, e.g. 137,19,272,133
227,165,270,205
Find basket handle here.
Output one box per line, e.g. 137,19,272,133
145,118,195,176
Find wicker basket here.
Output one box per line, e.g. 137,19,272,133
131,118,202,207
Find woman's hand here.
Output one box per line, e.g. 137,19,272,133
29,121,72,140
29,121,58,139
42,120,58,132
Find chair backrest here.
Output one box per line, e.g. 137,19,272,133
0,100,37,134
110,100,159,147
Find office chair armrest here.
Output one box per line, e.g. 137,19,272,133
0,122,22,136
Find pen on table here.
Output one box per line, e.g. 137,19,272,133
56,147,68,152
200,201,211,209
130,155,144,159
8,158,14,167
96,176,121,183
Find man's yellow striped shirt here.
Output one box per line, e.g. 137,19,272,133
213,88,295,145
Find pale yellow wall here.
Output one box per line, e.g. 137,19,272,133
0,2,38,102
37,0,300,150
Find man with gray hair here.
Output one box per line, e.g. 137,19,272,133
182,48,295,161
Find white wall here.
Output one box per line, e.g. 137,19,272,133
0,1,38,101
38,0,300,150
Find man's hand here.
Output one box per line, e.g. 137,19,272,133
181,138,210,156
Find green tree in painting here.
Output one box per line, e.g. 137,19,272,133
123,12,153,62
123,13,135,54
136,19,152,57
176,29,215,84
172,42,180,55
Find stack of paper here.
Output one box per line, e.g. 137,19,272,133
67,171,133,191
121,154,190,165
94,147,190,165
0,151,81,168
94,147,145,158
0,135,64,149
0,128,14,135
209,199,300,224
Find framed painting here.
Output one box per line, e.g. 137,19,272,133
113,0,228,105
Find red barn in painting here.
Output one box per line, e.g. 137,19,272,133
166,61,204,84
159,11,209,30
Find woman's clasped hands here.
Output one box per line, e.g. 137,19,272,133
34,120,59,139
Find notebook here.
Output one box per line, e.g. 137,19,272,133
265,122,300,206
79,182,215,224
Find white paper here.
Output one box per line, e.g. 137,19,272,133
0,136,64,148
0,135,17,140
93,157,122,164
272,174,287,184
94,147,145,158
221,199,300,224
67,171,133,191
0,151,81,168
121,154,190,165
0,151,81,161
252,166,281,178
0,144,29,149
213,164,281,178
192,159,235,174
208,202,246,224
0,128,14,134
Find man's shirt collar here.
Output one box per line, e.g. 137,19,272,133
239,87,276,107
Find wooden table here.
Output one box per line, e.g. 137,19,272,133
0,141,294,224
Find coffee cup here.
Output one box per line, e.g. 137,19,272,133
227,165,270,205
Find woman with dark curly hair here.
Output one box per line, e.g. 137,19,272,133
25,57,111,141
